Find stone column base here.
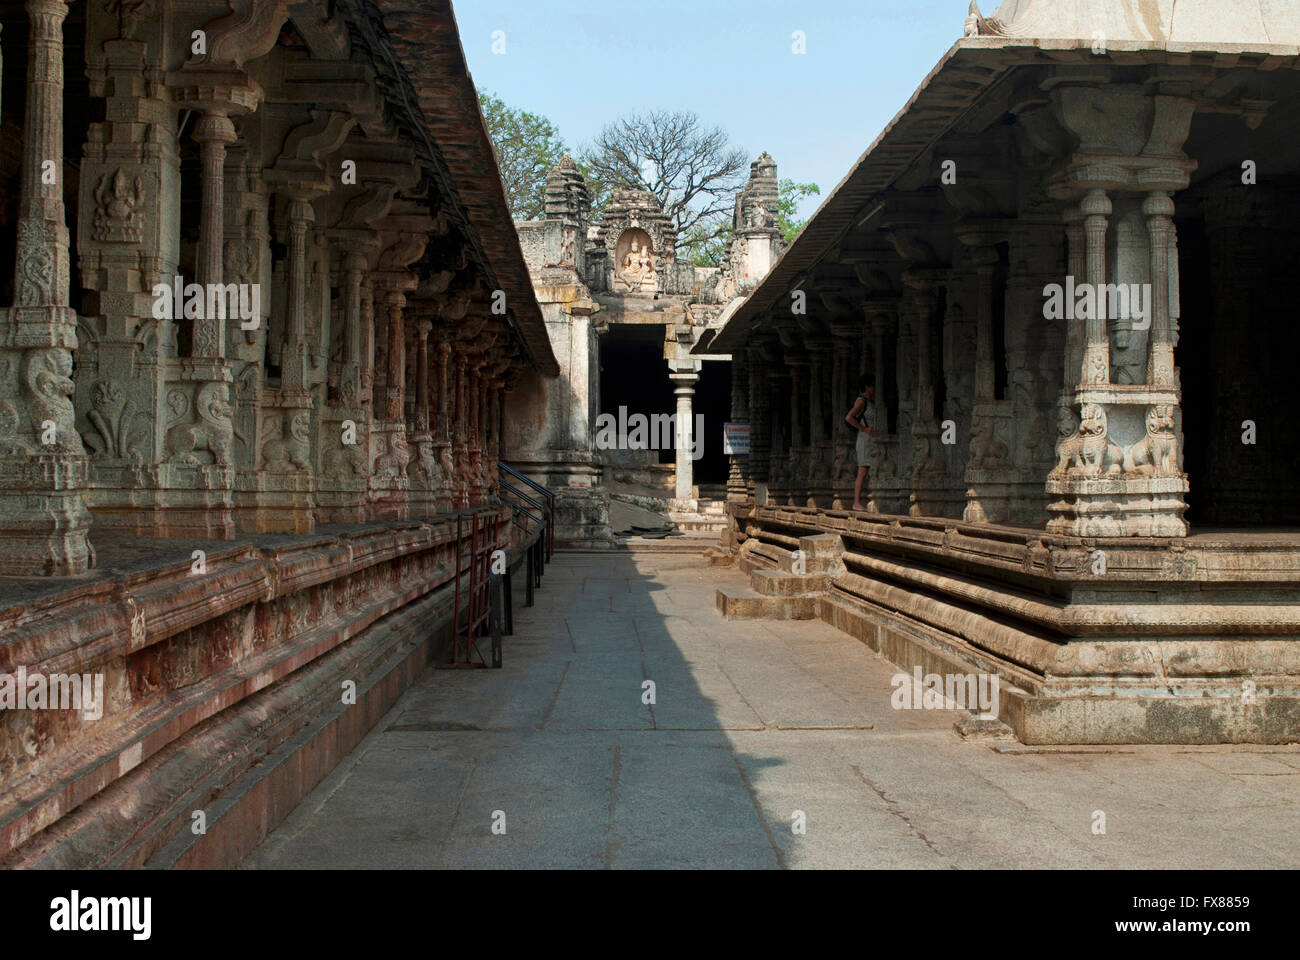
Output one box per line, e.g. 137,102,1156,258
0,456,93,576
1046,475,1190,537
908,473,965,519
235,474,315,534
964,472,1050,527
315,481,369,525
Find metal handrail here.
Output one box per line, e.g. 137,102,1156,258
499,478,546,559
500,479,546,518
499,461,553,503
497,462,555,559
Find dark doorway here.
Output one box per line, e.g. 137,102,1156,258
694,358,732,486
599,325,675,465
598,325,733,490
1177,190,1300,527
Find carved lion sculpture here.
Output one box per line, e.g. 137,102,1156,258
968,421,1009,469
375,432,410,479
410,439,441,488
285,410,312,472
261,410,312,474
27,349,80,453
323,433,365,477
1065,403,1123,478
1124,404,1178,477
870,440,897,479
166,383,233,466
1050,405,1086,478
437,442,455,484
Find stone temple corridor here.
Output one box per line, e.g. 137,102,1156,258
242,547,1300,870
1,0,1299,895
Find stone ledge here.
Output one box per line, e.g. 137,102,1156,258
751,505,1300,585
819,592,1300,744
0,512,509,861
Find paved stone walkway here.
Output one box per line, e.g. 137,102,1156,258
244,551,1300,869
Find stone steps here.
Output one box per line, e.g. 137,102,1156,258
715,587,819,620
669,498,728,534
720,533,846,619
750,569,832,596
674,518,727,533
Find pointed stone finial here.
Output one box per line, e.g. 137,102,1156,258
964,0,1006,37
544,153,591,220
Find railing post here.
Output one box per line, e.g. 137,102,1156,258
489,571,503,668
526,542,535,607
503,562,514,635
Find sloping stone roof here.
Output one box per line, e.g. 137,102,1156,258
979,0,1300,46
349,0,559,377
704,2,1300,354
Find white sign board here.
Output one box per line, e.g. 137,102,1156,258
723,422,750,455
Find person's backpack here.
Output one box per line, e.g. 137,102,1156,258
845,395,869,433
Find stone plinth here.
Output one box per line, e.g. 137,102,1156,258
731,504,1300,744
0,511,513,867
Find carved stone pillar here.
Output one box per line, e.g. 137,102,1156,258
76,2,183,537
766,363,791,504
452,346,469,510
433,332,454,513
405,317,437,518
863,301,902,514
385,291,405,423
786,355,808,507
467,356,487,506
959,233,1015,524
361,277,376,412
1080,189,1112,387
342,251,365,408
746,344,770,492
0,0,92,574
805,337,833,508
726,349,750,505
1045,86,1194,537
671,371,699,504
1145,193,1177,389
369,277,414,521
193,114,237,357
1063,208,1086,394
905,271,949,517
415,322,431,428
251,194,316,534
830,320,861,510
282,197,314,392
314,244,370,524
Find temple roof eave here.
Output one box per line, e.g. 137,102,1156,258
700,29,1300,357
351,0,560,378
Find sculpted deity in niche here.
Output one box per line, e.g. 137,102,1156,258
1109,321,1148,385
617,229,656,292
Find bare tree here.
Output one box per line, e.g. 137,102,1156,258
581,110,749,261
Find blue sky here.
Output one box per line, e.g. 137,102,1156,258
455,0,968,221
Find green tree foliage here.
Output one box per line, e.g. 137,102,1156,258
478,89,569,221
680,221,731,268
779,179,821,246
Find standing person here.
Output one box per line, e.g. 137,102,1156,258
845,375,876,512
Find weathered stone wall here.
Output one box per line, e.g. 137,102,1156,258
0,0,552,576
0,511,511,865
